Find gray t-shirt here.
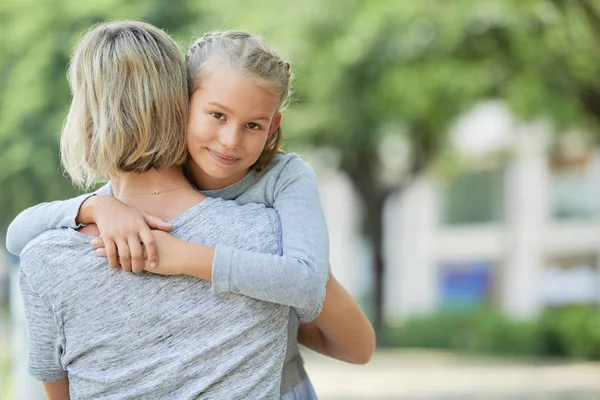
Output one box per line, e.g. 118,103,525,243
19,197,289,399
7,153,330,394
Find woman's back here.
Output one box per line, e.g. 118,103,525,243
19,198,289,399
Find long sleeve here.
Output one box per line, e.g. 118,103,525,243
5,183,112,255
212,157,330,322
19,269,66,382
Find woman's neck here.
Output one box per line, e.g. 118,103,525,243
111,167,205,221
112,167,190,197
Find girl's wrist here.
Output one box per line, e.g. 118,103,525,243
76,195,100,224
181,242,215,281
76,195,115,225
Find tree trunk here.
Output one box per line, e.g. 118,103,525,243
340,148,425,341
364,190,388,340
341,152,392,340
579,85,600,140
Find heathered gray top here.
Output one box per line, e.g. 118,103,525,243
19,197,289,399
7,153,330,394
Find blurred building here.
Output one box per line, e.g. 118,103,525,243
314,102,600,324
384,104,600,322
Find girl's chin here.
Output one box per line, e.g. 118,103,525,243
204,167,247,182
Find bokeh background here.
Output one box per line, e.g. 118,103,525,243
1,0,600,398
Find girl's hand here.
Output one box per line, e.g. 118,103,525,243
95,230,188,276
88,196,173,272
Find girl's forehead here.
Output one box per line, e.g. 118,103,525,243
194,67,281,114
202,65,266,89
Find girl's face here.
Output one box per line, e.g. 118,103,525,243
186,65,282,190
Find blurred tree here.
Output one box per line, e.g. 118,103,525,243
1,0,599,338
277,0,600,335
0,0,208,230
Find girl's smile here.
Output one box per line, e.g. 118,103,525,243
206,148,241,166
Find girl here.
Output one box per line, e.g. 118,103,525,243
7,30,375,398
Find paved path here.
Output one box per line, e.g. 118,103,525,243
302,349,600,399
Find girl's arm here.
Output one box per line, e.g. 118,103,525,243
96,156,330,316
297,274,375,364
43,377,70,400
209,157,330,317
5,192,100,255
5,183,170,271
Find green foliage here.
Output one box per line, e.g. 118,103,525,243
2,2,600,337
542,306,600,359
0,310,11,398
3,2,600,335
283,0,600,172
0,0,210,230
387,306,600,360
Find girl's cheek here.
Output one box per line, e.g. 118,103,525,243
202,114,219,128
189,115,211,135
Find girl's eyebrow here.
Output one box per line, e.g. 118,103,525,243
208,101,270,122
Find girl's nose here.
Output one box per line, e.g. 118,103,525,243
218,125,241,149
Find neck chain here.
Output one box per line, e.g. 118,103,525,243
119,185,191,197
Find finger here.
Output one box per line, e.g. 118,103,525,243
116,240,132,271
96,248,107,257
104,240,120,270
143,248,152,270
91,236,105,249
128,237,145,273
139,229,158,269
143,211,173,232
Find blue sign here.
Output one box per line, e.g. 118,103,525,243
439,261,494,311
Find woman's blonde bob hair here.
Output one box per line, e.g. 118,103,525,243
61,21,188,188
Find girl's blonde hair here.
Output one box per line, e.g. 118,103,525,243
61,21,189,188
185,31,293,170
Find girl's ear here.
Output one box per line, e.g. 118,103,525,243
268,112,282,136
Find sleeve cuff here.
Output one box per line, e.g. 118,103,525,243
211,245,234,294
60,193,97,229
295,272,329,322
295,301,324,323
28,367,67,382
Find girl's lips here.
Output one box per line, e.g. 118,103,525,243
207,149,240,166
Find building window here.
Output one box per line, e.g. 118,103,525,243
441,169,504,225
551,167,596,220
540,254,599,307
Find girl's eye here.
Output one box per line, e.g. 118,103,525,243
246,122,261,130
211,112,225,120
